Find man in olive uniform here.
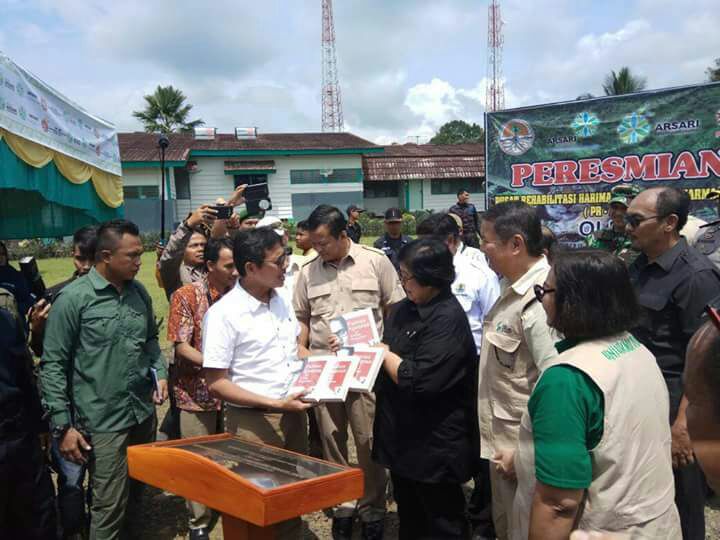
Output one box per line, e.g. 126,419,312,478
694,189,720,270
586,186,637,264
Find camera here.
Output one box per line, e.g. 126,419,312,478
19,256,52,302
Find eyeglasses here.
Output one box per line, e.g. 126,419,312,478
624,213,666,228
398,272,417,285
533,283,556,302
264,248,292,268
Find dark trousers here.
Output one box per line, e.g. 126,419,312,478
467,458,495,537
391,472,469,540
0,432,57,539
674,462,706,540
51,436,88,537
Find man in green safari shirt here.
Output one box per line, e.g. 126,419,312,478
40,219,168,540
585,187,636,264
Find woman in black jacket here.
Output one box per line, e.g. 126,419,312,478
373,238,479,540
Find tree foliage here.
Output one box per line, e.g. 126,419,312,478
707,58,720,82
602,67,647,96
132,85,204,134
430,120,485,145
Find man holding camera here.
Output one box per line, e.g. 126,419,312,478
40,220,168,540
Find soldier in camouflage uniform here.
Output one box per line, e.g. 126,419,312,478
695,189,720,270
586,185,638,264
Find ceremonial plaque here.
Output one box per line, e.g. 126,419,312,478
128,434,364,539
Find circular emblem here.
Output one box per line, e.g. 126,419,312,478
571,111,600,138
498,119,535,156
617,111,651,144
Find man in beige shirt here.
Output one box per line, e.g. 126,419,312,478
477,201,557,540
293,205,405,540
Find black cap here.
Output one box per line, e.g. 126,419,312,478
384,208,403,222
347,204,364,214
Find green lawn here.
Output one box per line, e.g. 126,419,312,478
35,235,381,349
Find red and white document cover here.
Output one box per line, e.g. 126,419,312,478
347,346,385,393
287,356,358,403
330,308,380,348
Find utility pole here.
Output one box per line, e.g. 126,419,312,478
321,0,344,131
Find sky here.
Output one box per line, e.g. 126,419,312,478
1,0,718,145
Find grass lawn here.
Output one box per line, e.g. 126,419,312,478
34,235,381,350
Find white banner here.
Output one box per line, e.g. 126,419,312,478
0,52,121,175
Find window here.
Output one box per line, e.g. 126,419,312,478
234,174,267,188
430,178,483,195
290,168,363,184
364,181,399,198
291,192,363,220
123,185,159,199
174,168,191,199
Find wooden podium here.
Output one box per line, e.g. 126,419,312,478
128,434,364,539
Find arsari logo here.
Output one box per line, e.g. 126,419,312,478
617,110,651,144
571,112,600,138
498,119,535,156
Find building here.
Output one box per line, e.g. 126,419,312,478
119,130,381,231
118,132,485,230
362,143,485,215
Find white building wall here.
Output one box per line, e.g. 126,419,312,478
421,180,486,213
187,154,364,220
121,167,177,198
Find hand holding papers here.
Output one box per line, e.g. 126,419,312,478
287,356,358,402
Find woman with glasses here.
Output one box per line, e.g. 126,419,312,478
372,238,478,539
508,249,680,540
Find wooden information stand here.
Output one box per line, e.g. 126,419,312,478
128,434,364,539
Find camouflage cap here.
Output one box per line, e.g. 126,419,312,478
608,194,630,207
610,184,643,197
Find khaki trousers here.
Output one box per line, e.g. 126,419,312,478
179,409,223,530
490,466,517,540
225,406,308,540
88,414,156,540
315,392,387,522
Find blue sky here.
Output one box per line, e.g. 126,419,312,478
1,0,718,144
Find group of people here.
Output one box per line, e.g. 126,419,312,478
2,182,720,540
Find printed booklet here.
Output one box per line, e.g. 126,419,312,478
346,346,385,393
287,356,358,403
329,308,380,349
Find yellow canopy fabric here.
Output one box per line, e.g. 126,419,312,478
0,128,123,208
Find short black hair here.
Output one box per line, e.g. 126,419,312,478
296,219,310,232
655,187,690,232
232,227,283,277
204,237,234,267
95,219,140,259
482,201,543,257
457,188,469,197
540,225,558,263
399,238,455,290
307,204,347,238
72,226,98,260
550,249,638,339
416,213,460,239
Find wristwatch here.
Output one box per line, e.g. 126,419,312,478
51,424,71,440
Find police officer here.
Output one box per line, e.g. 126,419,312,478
373,207,411,273
695,189,720,270
346,204,364,244
586,186,637,264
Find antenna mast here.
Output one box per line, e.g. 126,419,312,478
321,0,344,131
486,0,505,112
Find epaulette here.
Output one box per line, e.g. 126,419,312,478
301,252,320,267
359,244,387,256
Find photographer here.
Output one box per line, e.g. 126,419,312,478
0,241,33,317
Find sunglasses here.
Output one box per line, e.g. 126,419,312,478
624,213,666,228
534,283,556,302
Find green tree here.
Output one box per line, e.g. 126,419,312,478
707,58,720,82
430,120,485,145
132,85,204,134
602,67,647,96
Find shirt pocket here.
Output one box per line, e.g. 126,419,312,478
80,308,118,347
485,330,521,372
308,283,334,318
637,291,673,329
352,278,380,310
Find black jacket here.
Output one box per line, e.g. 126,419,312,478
372,290,479,483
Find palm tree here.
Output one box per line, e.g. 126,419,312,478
132,85,204,134
602,67,647,96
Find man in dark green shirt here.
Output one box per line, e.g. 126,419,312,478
40,219,168,540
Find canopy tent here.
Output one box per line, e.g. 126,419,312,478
0,52,124,239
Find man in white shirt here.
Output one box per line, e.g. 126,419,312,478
417,212,501,540
203,227,312,540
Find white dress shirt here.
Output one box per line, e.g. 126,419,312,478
202,282,302,403
452,250,501,354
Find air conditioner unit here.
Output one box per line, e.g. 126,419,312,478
235,127,258,140
193,127,216,140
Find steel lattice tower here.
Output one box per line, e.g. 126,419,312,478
321,0,344,132
486,0,505,112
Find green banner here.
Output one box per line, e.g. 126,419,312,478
485,82,720,246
